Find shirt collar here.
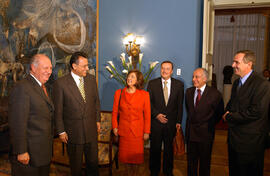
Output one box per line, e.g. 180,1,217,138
162,78,171,84
30,73,42,86
240,70,253,85
196,84,206,93
71,71,82,82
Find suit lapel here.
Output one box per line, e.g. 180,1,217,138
190,87,196,110
167,78,175,106
198,86,209,107
84,75,92,104
66,74,85,105
158,78,167,106
237,72,255,95
26,75,53,108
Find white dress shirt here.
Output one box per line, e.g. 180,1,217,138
71,71,83,88
162,78,171,98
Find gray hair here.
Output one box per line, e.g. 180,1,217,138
30,54,41,69
196,67,209,82
236,50,256,68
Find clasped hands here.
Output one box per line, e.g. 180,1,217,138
17,152,30,165
156,113,181,129
222,111,230,122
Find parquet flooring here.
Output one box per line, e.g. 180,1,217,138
1,130,270,176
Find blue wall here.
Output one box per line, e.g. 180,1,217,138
98,0,204,127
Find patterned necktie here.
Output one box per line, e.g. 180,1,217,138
163,80,168,105
42,84,48,97
195,89,201,107
79,78,86,102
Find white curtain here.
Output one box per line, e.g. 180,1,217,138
213,14,266,92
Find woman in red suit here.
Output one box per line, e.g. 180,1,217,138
112,69,151,176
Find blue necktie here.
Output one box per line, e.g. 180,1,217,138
237,80,242,92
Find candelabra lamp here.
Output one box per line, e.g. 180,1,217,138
123,33,144,69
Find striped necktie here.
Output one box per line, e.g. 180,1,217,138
163,80,168,105
79,78,86,102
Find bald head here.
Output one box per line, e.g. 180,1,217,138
30,54,52,84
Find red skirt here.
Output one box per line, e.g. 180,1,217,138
118,136,144,164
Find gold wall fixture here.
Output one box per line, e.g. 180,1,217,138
123,33,145,68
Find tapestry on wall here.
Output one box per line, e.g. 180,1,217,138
0,0,97,97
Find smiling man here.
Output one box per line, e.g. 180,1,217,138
52,52,101,176
223,50,270,176
147,61,184,176
185,68,224,176
9,54,54,176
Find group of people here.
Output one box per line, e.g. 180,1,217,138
8,49,270,176
9,52,100,176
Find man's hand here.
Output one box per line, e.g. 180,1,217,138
97,122,101,133
156,114,168,124
144,133,149,140
59,132,68,144
113,128,118,136
176,123,181,130
17,152,30,165
223,111,230,122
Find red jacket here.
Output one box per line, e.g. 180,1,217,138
112,87,151,137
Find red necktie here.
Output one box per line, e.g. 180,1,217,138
42,84,48,97
195,89,201,107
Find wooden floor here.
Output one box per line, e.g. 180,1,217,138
1,130,270,176
109,130,270,176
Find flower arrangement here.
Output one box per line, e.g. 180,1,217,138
105,53,159,87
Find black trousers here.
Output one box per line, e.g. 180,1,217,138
187,141,213,176
11,159,50,176
228,144,265,176
67,142,99,176
150,124,175,176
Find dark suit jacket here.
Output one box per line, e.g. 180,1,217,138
226,72,270,154
8,75,54,167
147,77,184,135
52,73,101,144
185,86,224,142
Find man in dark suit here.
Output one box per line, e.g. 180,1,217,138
263,69,270,81
223,50,270,176
147,61,184,176
52,52,101,176
185,68,224,176
9,54,54,176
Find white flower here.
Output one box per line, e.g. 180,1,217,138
150,61,159,69
105,66,113,73
120,53,125,59
120,53,126,64
107,61,115,69
110,74,114,78
122,69,128,74
128,56,132,65
126,62,132,68
139,53,143,63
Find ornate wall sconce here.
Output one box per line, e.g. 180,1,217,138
123,33,145,68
